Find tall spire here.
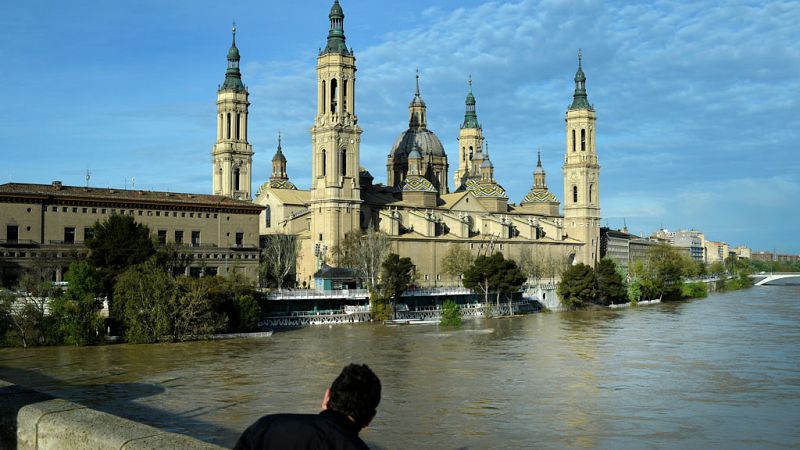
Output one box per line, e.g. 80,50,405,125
409,69,427,128
222,22,245,91
462,75,480,129
323,0,350,55
569,49,591,110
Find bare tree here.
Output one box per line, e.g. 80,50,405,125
261,234,300,290
442,245,474,286
335,230,390,293
518,245,545,286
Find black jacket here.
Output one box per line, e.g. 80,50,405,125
234,410,370,450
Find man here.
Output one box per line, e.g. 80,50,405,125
234,363,381,450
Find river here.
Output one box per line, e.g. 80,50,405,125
1,286,799,449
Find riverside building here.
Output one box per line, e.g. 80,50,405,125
255,1,601,286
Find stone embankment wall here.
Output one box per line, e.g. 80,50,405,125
0,380,223,450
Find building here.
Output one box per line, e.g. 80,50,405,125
629,238,660,265
704,240,729,264
254,1,600,286
600,227,632,272
673,230,704,262
0,182,262,288
733,245,751,259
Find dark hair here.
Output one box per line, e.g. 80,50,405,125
327,363,381,428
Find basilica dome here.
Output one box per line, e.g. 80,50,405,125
389,128,446,158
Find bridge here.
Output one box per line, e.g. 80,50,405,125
750,273,800,286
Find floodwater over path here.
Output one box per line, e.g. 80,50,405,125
2,286,799,449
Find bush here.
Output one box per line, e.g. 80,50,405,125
557,263,598,310
370,291,392,321
234,295,262,332
440,300,462,327
681,281,708,299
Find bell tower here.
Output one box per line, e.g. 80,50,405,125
455,77,485,191
310,0,363,264
212,23,253,200
563,50,601,266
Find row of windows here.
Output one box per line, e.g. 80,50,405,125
221,112,246,141
571,184,595,204
571,128,591,152
46,206,221,219
319,149,348,177
322,78,349,114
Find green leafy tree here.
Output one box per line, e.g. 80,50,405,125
681,281,708,298
113,259,174,343
557,263,598,310
380,254,414,319
441,245,474,286
640,244,691,301
233,294,261,332
463,253,525,314
463,253,502,306
169,276,227,340
596,258,627,305
49,261,104,345
440,300,462,327
491,256,526,314
87,215,155,300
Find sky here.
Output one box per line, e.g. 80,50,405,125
1,0,798,253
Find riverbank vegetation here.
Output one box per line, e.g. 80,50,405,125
558,243,754,310
1,216,262,348
440,300,462,326
463,252,526,315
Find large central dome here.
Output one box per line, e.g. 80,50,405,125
389,128,445,158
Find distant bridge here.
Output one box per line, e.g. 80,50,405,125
750,273,800,286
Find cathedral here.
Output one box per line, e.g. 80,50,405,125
215,1,601,287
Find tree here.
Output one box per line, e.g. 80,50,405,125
518,246,545,286
595,258,627,305
169,276,227,340
441,245,474,286
260,233,300,289
1,290,45,347
381,253,414,303
440,300,462,327
233,294,261,332
557,263,598,310
463,253,500,306
113,259,174,343
86,215,155,296
463,252,525,313
336,230,390,292
640,244,691,301
491,257,526,314
48,261,104,345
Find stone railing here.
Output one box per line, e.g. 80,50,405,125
0,380,223,449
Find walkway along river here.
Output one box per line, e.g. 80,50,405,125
1,286,799,449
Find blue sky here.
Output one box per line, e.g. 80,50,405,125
1,0,798,253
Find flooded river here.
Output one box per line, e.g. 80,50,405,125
1,286,799,449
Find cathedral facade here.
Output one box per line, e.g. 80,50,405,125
245,1,600,286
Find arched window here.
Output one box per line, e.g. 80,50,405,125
226,113,231,140
589,184,593,203
462,147,466,161
330,79,338,113
469,146,473,159
265,205,271,228
234,168,240,191
572,129,576,152
581,129,586,151
321,149,327,176
573,186,578,203
343,80,348,112
235,113,240,140
341,148,347,176
322,80,326,113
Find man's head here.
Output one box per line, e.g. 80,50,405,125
323,363,381,430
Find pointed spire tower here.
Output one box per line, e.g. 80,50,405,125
268,134,297,190
455,76,486,191
212,23,253,200
309,0,363,271
563,49,601,265
521,149,560,216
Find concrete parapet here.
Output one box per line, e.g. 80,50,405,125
1,379,224,450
